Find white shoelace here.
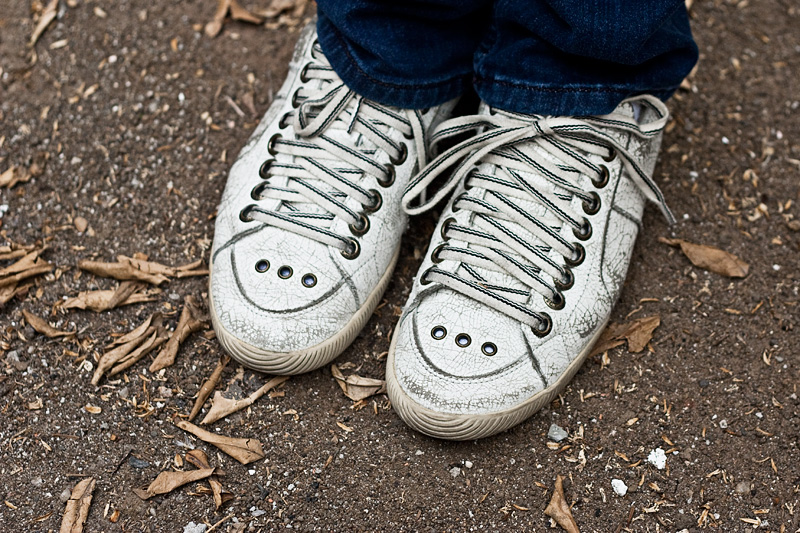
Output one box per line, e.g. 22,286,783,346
241,43,427,259
401,95,672,334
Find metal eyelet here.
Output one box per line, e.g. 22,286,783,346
341,239,360,260
390,143,408,165
546,291,566,310
277,265,293,279
592,165,610,188
278,113,292,129
419,268,433,285
379,164,396,188
532,313,553,337
431,326,447,340
363,190,382,213
259,158,275,179
255,260,270,273
431,243,447,264
565,243,585,267
251,182,267,201
299,63,312,83
239,204,256,222
582,192,601,216
267,134,282,156
291,90,301,109
301,273,317,288
603,149,617,162
440,217,456,240
573,219,592,241
349,214,370,236
455,333,471,348
481,342,497,356
554,268,574,291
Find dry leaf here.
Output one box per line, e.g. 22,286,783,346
331,364,386,402
257,0,307,18
22,309,75,338
60,477,95,533
92,313,165,385
205,0,264,37
61,282,159,312
0,243,36,261
133,468,215,500
0,250,53,288
591,315,661,356
201,376,289,425
229,0,264,23
149,295,208,372
185,450,233,510
109,326,169,377
84,405,101,414
175,420,265,465
544,475,580,533
0,166,32,188
78,255,207,285
659,237,749,278
30,0,59,47
189,355,231,421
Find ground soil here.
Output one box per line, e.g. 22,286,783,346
1,1,799,531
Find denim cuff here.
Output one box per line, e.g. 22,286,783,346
316,16,469,110
474,76,676,116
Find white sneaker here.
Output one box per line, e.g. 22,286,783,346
209,22,457,374
387,96,673,439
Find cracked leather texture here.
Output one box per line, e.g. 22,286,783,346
391,103,665,415
210,22,456,354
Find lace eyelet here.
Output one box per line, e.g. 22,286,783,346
349,213,370,236
431,243,446,264
573,219,592,241
603,149,617,162
250,182,266,201
592,165,610,188
299,63,312,83
532,313,552,337
440,217,456,240
481,342,497,356
239,204,256,222
390,143,408,165
302,273,317,288
291,90,302,109
341,239,361,260
565,243,585,267
379,164,396,188
582,192,601,215
555,268,574,291
545,291,566,310
255,259,270,273
259,158,275,179
278,112,292,129
267,134,283,156
455,333,471,348
402,129,414,140
419,268,433,285
277,265,293,279
363,189,383,213
431,326,447,340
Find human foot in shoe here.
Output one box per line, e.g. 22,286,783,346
209,22,457,374
387,96,673,439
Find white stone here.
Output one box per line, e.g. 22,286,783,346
647,448,667,470
611,479,628,496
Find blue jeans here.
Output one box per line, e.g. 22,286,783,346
315,0,698,115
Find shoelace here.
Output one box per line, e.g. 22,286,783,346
401,95,672,335
240,42,427,259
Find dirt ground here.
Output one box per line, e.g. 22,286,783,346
1,0,799,531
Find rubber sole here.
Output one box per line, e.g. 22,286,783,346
209,245,400,375
386,317,609,440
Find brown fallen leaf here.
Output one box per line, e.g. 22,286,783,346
133,468,215,500
185,450,234,510
544,475,580,533
61,282,160,312
78,255,207,285
175,420,265,465
109,326,169,377
256,0,308,19
149,295,208,372
591,315,660,357
22,309,75,338
0,166,32,188
60,477,95,533
205,0,264,37
659,237,749,278
0,249,53,288
189,355,231,421
92,313,165,385
0,243,36,261
331,364,386,402
201,375,289,425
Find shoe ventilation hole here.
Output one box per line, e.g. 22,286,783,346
455,333,471,348
302,273,317,288
278,266,293,279
255,260,270,273
431,326,447,340
481,342,497,356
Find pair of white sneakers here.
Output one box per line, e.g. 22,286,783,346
208,24,673,440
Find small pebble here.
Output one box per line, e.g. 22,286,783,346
464,460,473,469
128,456,150,469
647,448,667,470
183,522,207,533
251,509,266,517
449,467,461,478
59,488,72,502
611,479,628,496
547,423,568,442
719,419,728,429
31,477,44,487
735,481,750,494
